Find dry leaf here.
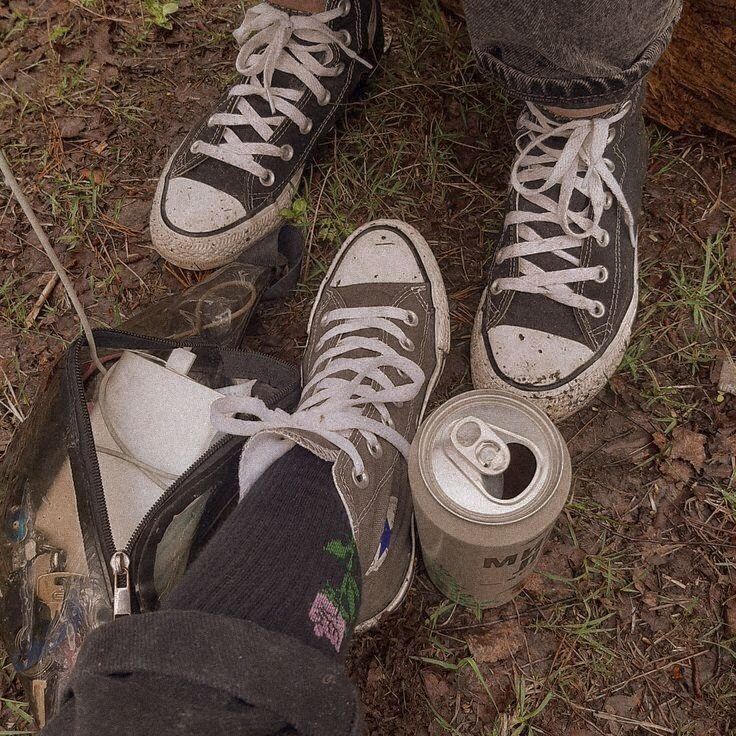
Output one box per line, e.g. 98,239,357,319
725,596,736,638
718,355,736,396
670,426,707,470
603,692,642,732
57,116,86,139
80,168,104,185
421,670,451,703
661,459,693,483
466,620,523,664
116,199,150,231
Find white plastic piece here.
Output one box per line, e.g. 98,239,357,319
90,351,224,548
165,347,196,376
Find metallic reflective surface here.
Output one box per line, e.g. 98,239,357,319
409,390,572,610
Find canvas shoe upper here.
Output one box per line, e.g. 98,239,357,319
471,87,648,421
151,0,383,270
212,220,450,628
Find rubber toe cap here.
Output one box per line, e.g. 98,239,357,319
163,177,247,233
488,325,594,386
330,226,424,286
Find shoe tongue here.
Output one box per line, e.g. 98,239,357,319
512,123,591,280
537,102,616,123
268,429,340,461
224,22,334,144
270,0,327,11
298,282,413,443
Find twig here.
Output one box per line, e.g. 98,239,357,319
0,149,106,374
66,0,134,24
598,650,710,695
25,272,60,327
567,701,674,735
304,167,331,281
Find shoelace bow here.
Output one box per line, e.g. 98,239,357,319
493,102,637,317
191,2,371,181
211,306,425,484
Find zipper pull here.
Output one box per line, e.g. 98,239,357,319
110,551,131,617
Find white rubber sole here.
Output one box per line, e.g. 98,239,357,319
149,154,302,271
471,282,638,422
308,219,451,630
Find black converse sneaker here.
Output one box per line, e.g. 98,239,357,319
211,220,451,628
471,87,647,421
151,0,383,270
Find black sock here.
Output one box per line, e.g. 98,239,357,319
163,446,360,658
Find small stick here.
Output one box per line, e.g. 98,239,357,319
0,149,106,374
25,272,60,327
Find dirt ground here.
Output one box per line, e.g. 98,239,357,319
1,0,735,733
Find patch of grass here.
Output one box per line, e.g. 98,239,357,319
48,25,71,44
664,228,734,334
53,62,95,109
143,0,181,29
0,277,31,329
488,676,554,736
1,11,30,44
45,169,109,246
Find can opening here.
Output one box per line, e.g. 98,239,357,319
482,443,537,501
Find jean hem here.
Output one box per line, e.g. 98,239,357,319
474,17,677,107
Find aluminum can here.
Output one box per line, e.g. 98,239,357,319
409,390,571,609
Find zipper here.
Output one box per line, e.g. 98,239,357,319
70,329,299,618
110,551,132,617
115,431,233,616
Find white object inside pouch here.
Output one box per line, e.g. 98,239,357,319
89,349,223,549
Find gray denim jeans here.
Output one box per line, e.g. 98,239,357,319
463,0,682,107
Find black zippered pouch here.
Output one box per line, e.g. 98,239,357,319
0,237,302,727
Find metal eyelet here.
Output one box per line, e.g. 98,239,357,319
338,0,351,16
489,279,502,295
595,267,609,283
598,231,610,247
280,145,294,161
340,30,352,46
604,158,615,173
590,301,606,318
259,170,275,187
368,441,383,459
400,337,415,352
352,469,369,489
318,90,331,106
299,118,313,135
405,311,418,327
604,192,613,210
190,141,201,154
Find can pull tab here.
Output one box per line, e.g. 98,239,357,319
448,415,511,481
110,551,131,618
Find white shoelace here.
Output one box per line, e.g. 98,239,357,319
211,306,425,484
492,102,637,317
191,2,371,182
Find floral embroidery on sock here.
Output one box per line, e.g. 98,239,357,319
308,536,359,652
309,592,346,651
